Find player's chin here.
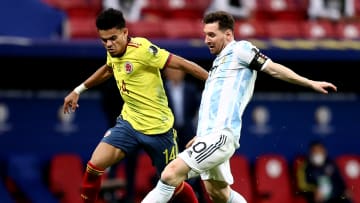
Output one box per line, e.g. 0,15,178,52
108,49,118,56
208,48,216,54
108,52,116,57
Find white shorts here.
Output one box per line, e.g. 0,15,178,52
178,130,237,184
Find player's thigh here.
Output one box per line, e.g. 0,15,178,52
140,128,178,174
92,117,140,168
200,159,234,185
179,133,236,173
90,142,126,169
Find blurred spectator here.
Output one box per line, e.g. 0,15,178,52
296,140,352,203
163,68,201,151
102,0,145,22
205,0,256,20
308,0,356,22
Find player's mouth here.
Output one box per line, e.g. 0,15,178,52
108,49,116,53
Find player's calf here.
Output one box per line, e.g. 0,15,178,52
81,162,105,203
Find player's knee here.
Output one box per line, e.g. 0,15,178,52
161,161,188,187
160,167,178,185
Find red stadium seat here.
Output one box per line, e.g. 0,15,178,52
335,154,360,203
141,0,169,20
165,0,211,20
163,19,204,39
132,152,157,202
49,153,84,203
335,22,360,40
300,20,336,39
234,20,268,39
43,0,101,40
127,20,166,39
67,16,99,39
292,155,309,203
254,154,294,203
42,0,86,10
230,154,254,203
266,20,302,38
356,0,360,19
255,0,306,21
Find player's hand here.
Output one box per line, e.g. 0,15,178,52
63,91,80,114
312,81,337,94
185,136,197,149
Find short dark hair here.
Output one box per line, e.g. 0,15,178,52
203,11,235,32
96,8,126,30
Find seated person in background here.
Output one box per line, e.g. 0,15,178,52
163,68,201,153
102,0,145,22
163,68,205,202
307,0,355,22
296,140,352,203
206,0,256,20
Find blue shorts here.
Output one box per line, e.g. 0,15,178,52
101,116,178,175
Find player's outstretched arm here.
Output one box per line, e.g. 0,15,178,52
63,64,113,114
166,54,209,81
262,61,337,94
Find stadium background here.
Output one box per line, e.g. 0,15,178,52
0,0,359,202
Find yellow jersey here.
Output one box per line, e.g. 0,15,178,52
106,37,174,134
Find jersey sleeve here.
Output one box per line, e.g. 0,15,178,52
236,40,271,71
143,40,170,70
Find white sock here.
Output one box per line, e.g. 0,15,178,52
227,189,247,203
141,180,176,203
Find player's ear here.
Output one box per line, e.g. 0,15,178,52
225,29,233,39
122,27,128,36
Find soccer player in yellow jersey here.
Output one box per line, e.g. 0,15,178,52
63,8,208,203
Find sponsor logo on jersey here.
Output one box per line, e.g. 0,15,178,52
187,150,193,158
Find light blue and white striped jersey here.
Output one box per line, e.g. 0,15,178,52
196,40,270,148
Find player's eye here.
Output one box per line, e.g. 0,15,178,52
208,33,216,38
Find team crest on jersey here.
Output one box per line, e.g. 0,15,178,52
148,45,158,56
187,150,193,158
124,62,133,73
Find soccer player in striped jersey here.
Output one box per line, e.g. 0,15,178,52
63,8,208,203
142,11,337,203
